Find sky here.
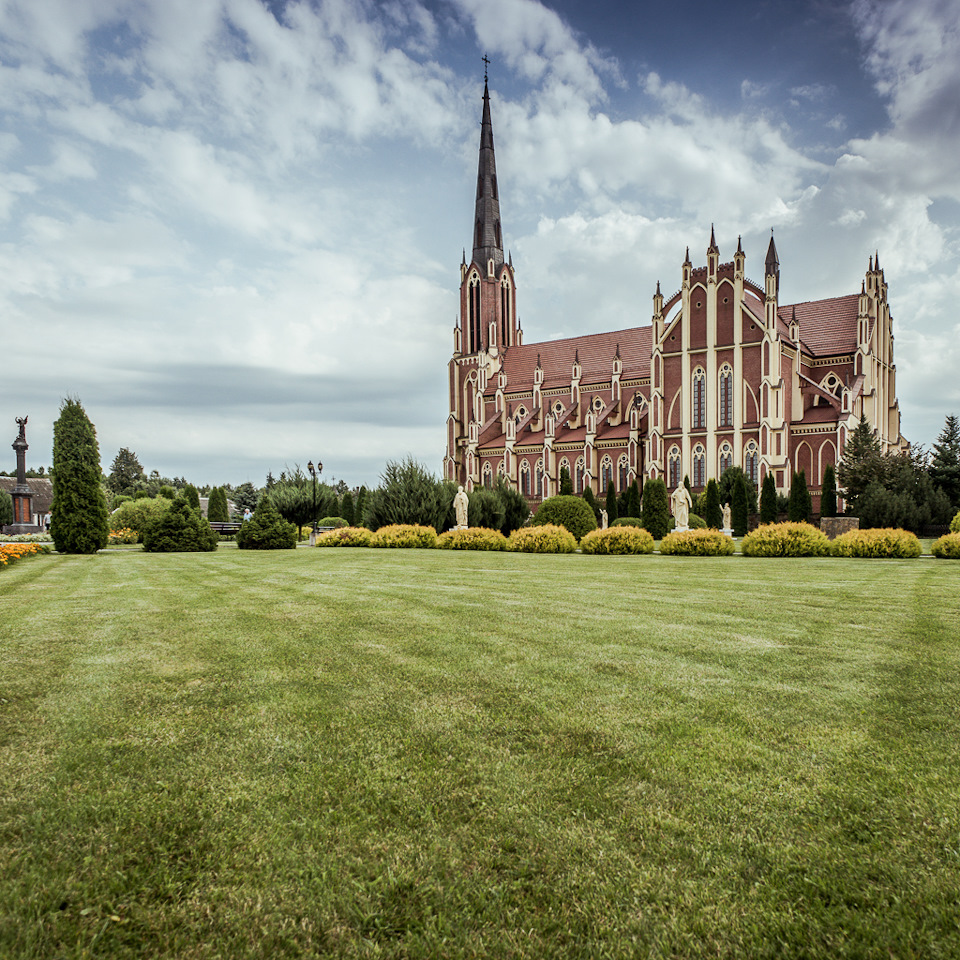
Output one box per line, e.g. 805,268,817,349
1,0,958,488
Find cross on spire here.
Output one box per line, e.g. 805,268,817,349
482,54,490,82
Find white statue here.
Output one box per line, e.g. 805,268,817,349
671,483,692,531
453,484,469,529
600,508,608,530
722,502,732,533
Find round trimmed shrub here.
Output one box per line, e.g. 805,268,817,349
437,527,508,550
951,511,960,534
370,524,438,548
236,496,297,550
532,495,597,541
660,529,735,556
508,524,577,554
612,517,643,528
831,528,921,558
318,516,348,528
932,532,960,559
741,522,830,557
315,526,374,547
580,527,655,555
143,498,218,553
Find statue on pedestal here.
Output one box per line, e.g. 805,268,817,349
722,502,732,535
453,484,469,529
671,483,692,531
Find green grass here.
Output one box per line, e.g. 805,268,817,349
2,549,959,959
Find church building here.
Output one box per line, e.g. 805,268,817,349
444,81,907,509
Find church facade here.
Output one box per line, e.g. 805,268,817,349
444,83,907,509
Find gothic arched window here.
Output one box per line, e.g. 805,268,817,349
601,456,614,493
719,442,733,477
693,444,706,488
668,447,681,490
719,365,733,427
535,459,544,498
618,455,629,492
693,368,706,429
575,457,585,494
745,441,759,484
482,462,493,488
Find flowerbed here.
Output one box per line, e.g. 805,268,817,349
107,527,139,545
0,542,46,568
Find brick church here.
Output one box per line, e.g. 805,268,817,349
444,81,907,508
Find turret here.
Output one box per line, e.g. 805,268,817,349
765,230,779,300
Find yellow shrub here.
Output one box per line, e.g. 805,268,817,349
951,511,960,534
437,527,508,550
315,526,374,547
659,529,735,556
831,528,921,558
508,524,577,554
370,524,438,549
932,532,960,559
580,526,655,555
741,522,830,557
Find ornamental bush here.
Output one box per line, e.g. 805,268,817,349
143,498,218,553
467,488,506,532
951,511,960,533
532,495,597,541
612,517,644,528
207,487,230,523
236,496,297,550
580,526,655,555
315,526,374,547
931,532,960,559
437,527,509,550
667,512,707,531
509,523,577,553
831,527,921,558
0,489,12,526
110,496,174,541
660,529,735,556
370,524,438,548
318,516,348,528
741,522,830,557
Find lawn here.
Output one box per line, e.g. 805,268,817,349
1,548,959,959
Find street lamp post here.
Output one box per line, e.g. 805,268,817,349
307,459,323,543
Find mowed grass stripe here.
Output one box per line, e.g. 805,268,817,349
1,550,958,959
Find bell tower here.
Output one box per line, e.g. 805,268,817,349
457,68,518,357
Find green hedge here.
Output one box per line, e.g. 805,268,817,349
660,529,735,556
318,516,348,528
580,527,655,555
741,522,830,557
831,528,921,558
611,517,643,528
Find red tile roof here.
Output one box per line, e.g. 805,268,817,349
780,294,865,356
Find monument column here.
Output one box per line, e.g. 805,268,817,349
5,417,40,534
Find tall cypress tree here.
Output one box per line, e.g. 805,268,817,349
703,478,722,528
732,475,749,537
559,465,573,495
50,398,109,554
582,486,601,523
605,483,618,524
641,477,670,540
627,479,641,518
341,490,356,525
821,464,838,518
788,470,811,523
760,473,778,524
207,487,230,522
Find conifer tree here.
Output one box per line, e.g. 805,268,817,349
627,479,641,518
821,464,838,518
929,414,960,509
605,483,618,524
788,470,811,522
50,398,109,554
0,489,13,526
559,465,573,495
207,487,229,522
341,490,356,525
582,486,601,523
703,478,722,528
183,484,200,509
356,486,368,527
760,474,778,524
641,477,670,540
837,414,885,509
732,474,749,537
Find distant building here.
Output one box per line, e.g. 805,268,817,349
444,82,907,508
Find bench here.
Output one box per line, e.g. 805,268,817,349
209,521,243,534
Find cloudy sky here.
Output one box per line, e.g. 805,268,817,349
1,0,958,488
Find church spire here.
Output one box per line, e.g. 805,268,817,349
765,229,780,298
472,77,504,269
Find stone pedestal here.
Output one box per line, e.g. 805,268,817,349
721,526,733,538
820,516,859,540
